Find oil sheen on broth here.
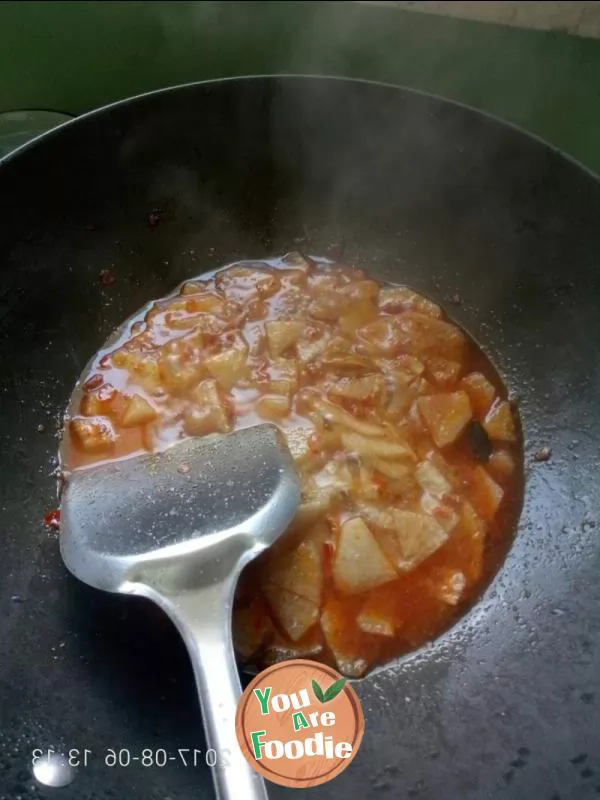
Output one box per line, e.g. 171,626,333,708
66,253,523,678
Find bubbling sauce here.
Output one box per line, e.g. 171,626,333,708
66,253,523,677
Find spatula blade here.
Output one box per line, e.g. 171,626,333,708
60,424,301,593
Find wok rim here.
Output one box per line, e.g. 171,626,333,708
1,73,599,184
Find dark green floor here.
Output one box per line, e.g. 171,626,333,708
1,1,599,173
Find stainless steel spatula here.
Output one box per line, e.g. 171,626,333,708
60,424,301,800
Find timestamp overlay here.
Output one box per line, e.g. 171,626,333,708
31,746,232,787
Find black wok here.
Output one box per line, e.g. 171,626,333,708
1,76,599,800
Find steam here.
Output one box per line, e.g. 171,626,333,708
145,1,582,330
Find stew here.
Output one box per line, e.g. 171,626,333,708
65,254,523,677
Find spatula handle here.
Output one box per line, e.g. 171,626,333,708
154,583,269,800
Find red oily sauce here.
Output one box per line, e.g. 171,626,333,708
65,254,523,676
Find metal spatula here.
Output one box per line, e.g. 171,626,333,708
60,424,301,800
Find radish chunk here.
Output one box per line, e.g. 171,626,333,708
159,350,204,395
415,460,452,498
321,354,375,372
376,510,449,572
263,585,319,642
183,379,232,436
483,399,517,442
204,348,247,391
262,629,324,666
487,448,516,481
426,357,461,386
357,605,396,637
264,539,323,605
430,568,467,605
341,431,415,461
393,312,466,361
215,265,280,301
264,358,298,395
284,426,314,464
256,394,291,420
379,286,442,318
70,416,115,453
461,371,496,417
417,391,473,447
420,493,460,533
339,299,378,332
120,394,157,427
297,330,331,364
460,500,487,539
233,600,274,659
330,375,384,401
469,466,504,519
321,600,370,678
333,518,397,595
358,318,402,356
265,320,303,358
311,397,387,437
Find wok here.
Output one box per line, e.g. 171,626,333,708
0,76,599,800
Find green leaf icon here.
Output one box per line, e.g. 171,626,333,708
312,679,325,703
312,677,347,703
323,677,347,702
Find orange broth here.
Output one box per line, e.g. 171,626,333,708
65,254,523,676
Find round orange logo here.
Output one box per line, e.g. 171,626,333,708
235,659,364,788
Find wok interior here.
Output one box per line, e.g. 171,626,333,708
1,78,599,799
